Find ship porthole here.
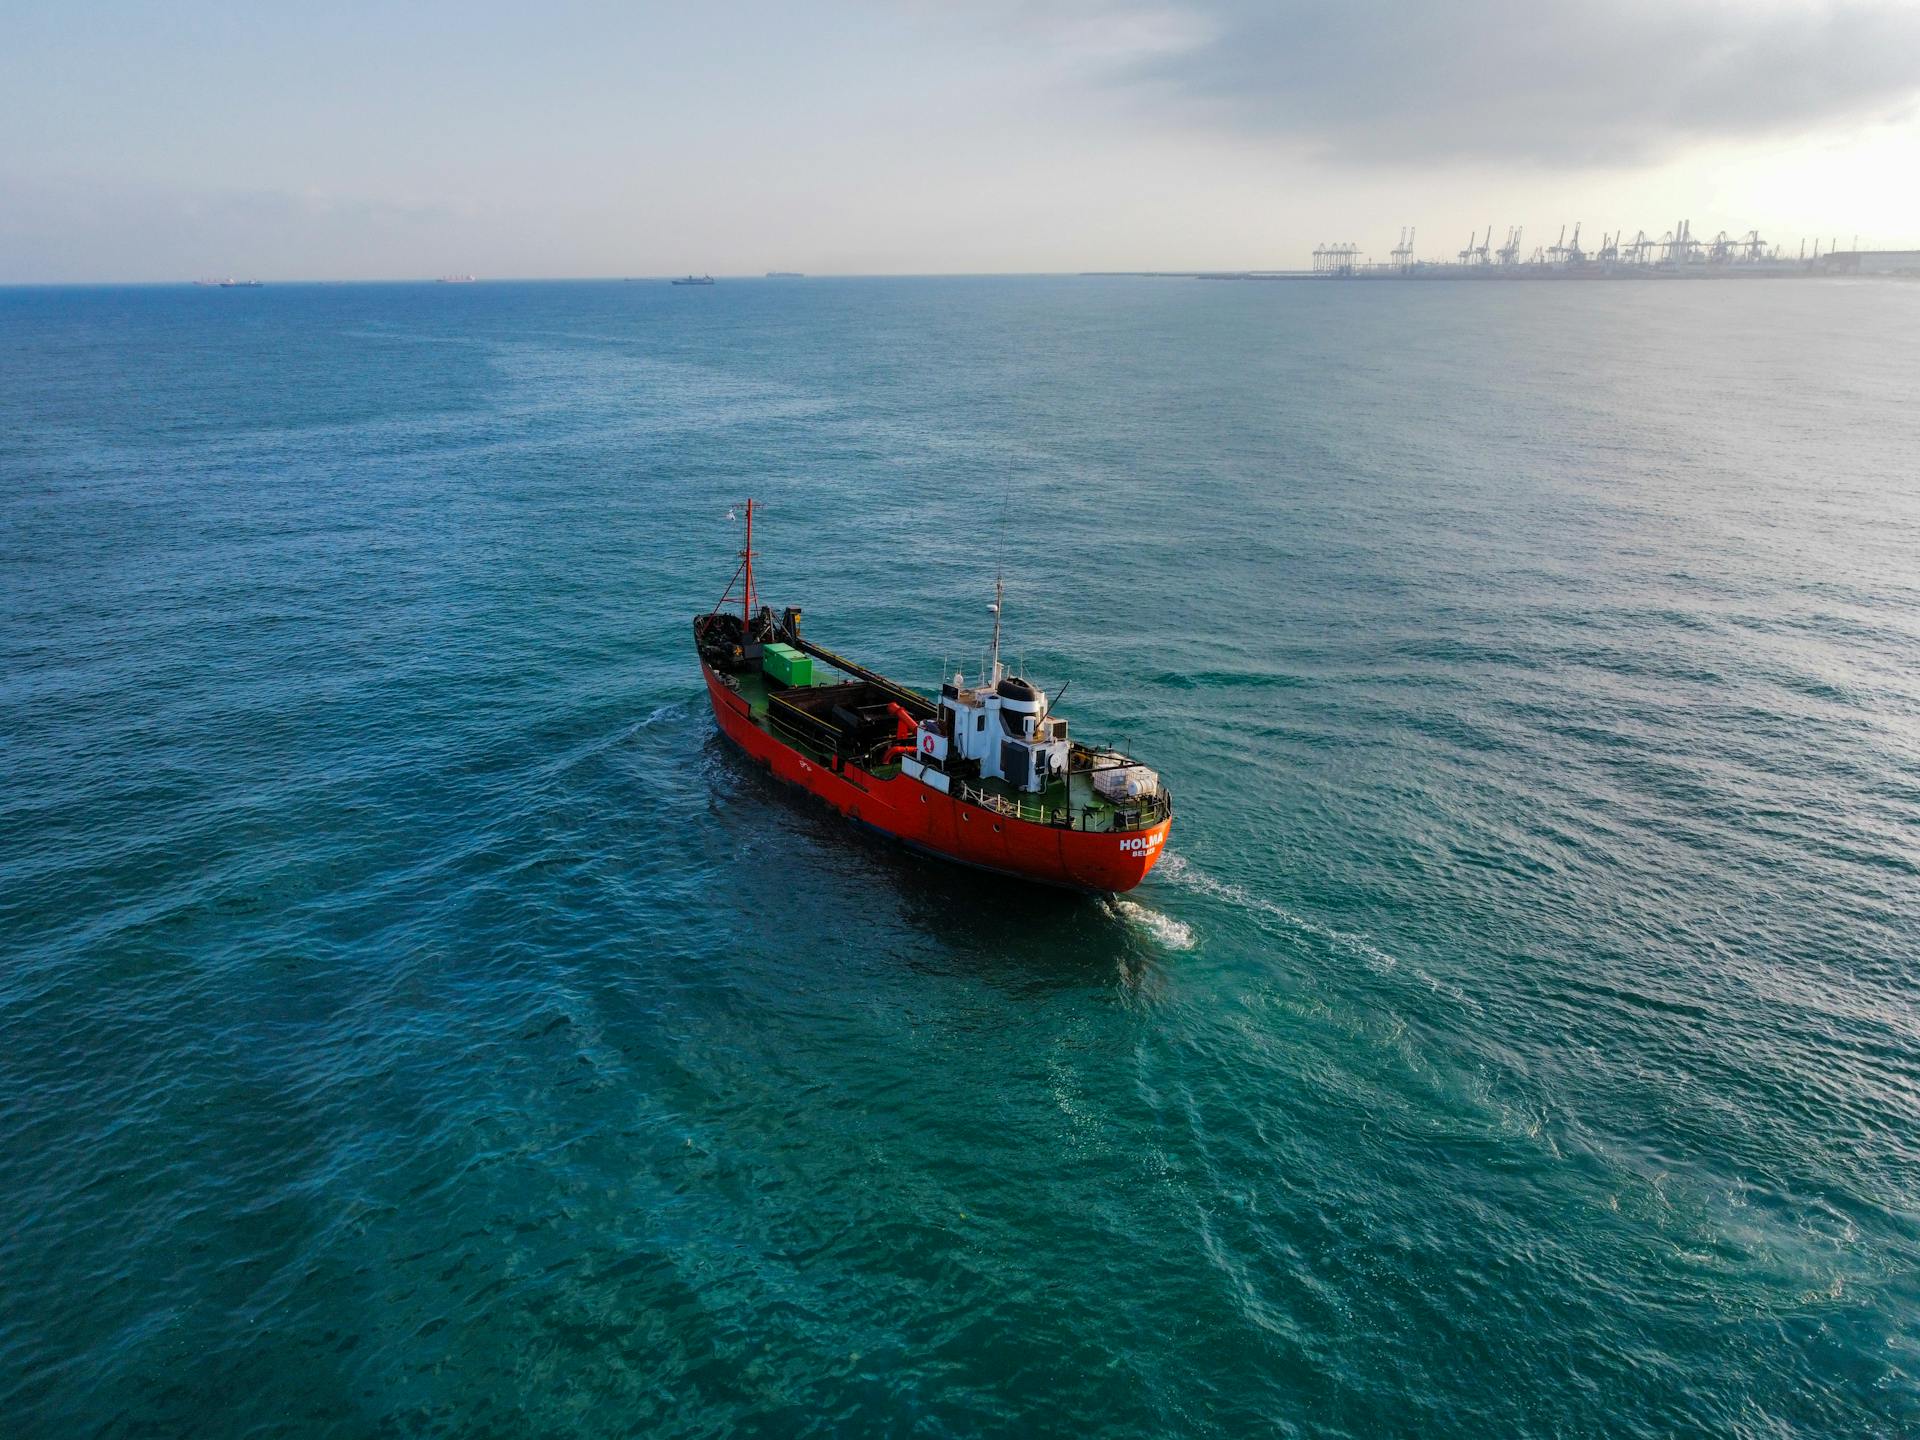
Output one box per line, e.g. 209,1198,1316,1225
993,823,1001,833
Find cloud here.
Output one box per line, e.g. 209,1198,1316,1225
1034,0,1920,165
0,176,482,282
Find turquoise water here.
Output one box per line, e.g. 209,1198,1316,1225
3,277,1918,1437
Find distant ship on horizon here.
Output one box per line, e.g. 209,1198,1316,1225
196,277,262,287
671,274,716,286
436,274,476,284
765,271,804,279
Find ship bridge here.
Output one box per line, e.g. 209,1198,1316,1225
901,673,1166,833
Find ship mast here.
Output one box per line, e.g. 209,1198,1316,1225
740,498,757,623
711,499,759,621
988,571,1004,685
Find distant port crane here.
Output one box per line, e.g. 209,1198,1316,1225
1390,227,1416,271
1312,242,1361,275
1661,221,1700,265
1546,223,1586,265
1328,213,1833,277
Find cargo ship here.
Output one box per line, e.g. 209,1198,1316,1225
693,502,1173,892
671,274,716,286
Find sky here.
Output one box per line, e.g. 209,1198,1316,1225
3,0,1918,281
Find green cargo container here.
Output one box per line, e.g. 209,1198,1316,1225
762,642,812,687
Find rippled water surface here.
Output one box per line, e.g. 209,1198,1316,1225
4,277,1918,1437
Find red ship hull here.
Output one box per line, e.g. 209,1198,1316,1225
701,661,1170,893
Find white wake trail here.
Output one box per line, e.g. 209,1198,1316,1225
1110,898,1197,951
1153,853,1399,974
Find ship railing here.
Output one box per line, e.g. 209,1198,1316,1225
1064,786,1174,831
947,779,1173,831
952,780,1057,826
1103,787,1173,828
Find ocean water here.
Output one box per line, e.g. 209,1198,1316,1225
3,275,1918,1438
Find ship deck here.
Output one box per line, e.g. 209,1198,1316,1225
723,665,1139,831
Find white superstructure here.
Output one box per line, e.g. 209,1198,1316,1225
896,571,1159,811
916,672,1070,794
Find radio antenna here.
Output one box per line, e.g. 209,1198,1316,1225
986,466,1014,686
988,571,1004,685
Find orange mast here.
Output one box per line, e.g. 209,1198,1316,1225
709,499,761,621
740,498,757,622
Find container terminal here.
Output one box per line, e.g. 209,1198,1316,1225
1087,222,1920,282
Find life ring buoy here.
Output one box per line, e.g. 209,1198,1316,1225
921,733,936,754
